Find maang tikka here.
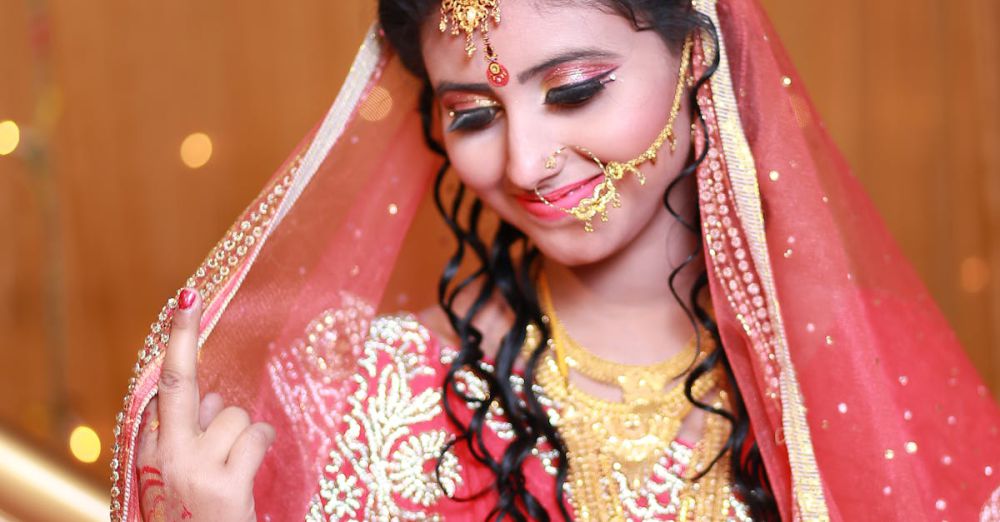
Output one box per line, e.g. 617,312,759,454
439,0,510,87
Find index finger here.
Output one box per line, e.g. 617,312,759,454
157,288,202,439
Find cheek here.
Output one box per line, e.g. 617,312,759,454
444,133,506,193
597,86,674,161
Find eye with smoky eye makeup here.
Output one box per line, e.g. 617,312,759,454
440,60,620,133
443,74,616,133
543,68,618,107
447,106,502,132
441,93,503,132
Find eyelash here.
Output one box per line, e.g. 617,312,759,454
448,107,500,133
446,71,615,133
544,72,614,106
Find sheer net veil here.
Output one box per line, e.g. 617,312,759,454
110,0,1000,520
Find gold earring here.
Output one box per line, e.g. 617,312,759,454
545,147,566,170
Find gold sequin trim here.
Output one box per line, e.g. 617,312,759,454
109,158,299,521
691,0,830,519
111,25,392,519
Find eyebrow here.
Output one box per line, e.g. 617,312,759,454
515,48,620,84
435,81,493,97
434,48,621,96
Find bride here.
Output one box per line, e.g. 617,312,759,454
110,0,1000,520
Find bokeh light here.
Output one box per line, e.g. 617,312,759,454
960,256,990,294
0,120,20,156
180,132,213,169
359,86,393,122
68,425,101,464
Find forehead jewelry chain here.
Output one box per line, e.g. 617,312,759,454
439,0,510,87
534,36,693,232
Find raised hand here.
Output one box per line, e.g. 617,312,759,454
135,288,275,521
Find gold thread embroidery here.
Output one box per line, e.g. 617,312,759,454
300,293,374,384
309,468,363,520
305,316,462,521
266,294,375,457
391,431,462,507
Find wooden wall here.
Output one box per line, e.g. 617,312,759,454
761,0,1000,394
0,0,997,485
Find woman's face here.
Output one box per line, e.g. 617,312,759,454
421,1,692,266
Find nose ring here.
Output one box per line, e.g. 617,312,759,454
545,146,566,170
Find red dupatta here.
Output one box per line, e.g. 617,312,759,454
109,1,1000,520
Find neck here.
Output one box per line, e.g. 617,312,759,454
543,190,703,364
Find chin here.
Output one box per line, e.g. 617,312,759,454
541,249,612,267
528,221,631,267
487,196,655,268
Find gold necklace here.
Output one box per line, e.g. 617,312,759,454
543,281,711,405
530,276,736,521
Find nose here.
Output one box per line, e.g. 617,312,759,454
504,112,559,192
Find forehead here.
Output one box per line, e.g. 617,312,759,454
420,0,638,83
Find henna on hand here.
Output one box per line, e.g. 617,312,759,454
134,290,269,522
138,465,195,521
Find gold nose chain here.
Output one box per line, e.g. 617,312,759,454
529,275,735,521
535,37,694,232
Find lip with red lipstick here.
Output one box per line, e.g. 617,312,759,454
516,173,605,222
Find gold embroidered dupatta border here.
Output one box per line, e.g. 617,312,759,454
692,0,830,519
109,26,387,522
198,27,385,345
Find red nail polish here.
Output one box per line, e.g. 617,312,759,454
179,288,197,310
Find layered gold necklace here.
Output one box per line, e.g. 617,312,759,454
531,276,737,521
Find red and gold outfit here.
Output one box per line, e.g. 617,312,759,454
282,312,750,520
110,0,1000,519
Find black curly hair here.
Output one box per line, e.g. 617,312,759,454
377,0,781,519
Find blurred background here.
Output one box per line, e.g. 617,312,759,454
0,0,997,519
